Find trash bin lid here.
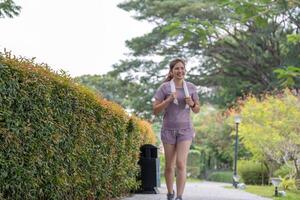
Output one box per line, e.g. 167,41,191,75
140,144,158,158
140,144,158,151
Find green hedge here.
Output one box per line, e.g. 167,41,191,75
207,171,233,183
238,160,269,185
0,53,155,199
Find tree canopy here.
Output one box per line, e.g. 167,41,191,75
0,0,21,18
77,0,300,119
233,90,300,176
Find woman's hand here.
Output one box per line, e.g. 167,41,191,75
153,92,176,115
184,96,194,107
166,92,176,103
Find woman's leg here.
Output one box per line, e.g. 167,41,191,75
175,140,192,197
163,143,176,194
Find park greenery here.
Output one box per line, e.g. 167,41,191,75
225,184,300,200
236,91,300,177
0,0,21,18
1,0,300,199
76,0,300,193
0,53,156,199
244,185,300,200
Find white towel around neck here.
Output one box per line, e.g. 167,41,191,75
170,79,190,109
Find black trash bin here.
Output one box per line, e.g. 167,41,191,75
138,144,160,194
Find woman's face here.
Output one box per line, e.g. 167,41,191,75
171,61,185,80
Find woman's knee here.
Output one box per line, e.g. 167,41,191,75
165,163,175,172
176,160,186,171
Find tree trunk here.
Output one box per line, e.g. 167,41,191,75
295,173,300,190
261,163,265,185
294,159,300,190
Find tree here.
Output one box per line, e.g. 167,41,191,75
275,34,300,89
0,0,21,18
232,90,300,178
192,104,250,171
79,0,300,119
75,70,156,120
113,0,300,111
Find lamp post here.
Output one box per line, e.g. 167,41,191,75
271,178,282,196
233,114,241,188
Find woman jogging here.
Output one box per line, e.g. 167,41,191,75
153,58,200,200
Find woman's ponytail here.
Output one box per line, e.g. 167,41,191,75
163,72,173,82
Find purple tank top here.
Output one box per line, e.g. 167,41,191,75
154,81,199,130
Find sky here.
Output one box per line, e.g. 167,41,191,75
0,0,154,77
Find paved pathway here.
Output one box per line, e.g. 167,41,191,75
121,181,272,200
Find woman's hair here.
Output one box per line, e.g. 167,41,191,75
163,58,186,82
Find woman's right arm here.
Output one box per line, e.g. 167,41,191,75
153,93,175,115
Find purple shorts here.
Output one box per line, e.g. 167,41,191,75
161,128,194,144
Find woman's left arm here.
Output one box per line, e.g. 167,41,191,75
185,96,200,113
190,100,200,113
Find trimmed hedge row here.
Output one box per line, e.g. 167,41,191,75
238,160,269,185
207,171,233,183
0,53,156,199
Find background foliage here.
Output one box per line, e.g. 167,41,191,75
233,90,300,178
75,0,300,119
0,0,21,18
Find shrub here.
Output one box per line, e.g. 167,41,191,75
187,150,201,178
280,176,296,190
274,164,293,178
207,171,233,183
0,53,155,199
238,160,269,185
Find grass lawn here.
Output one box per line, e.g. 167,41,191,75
225,185,300,200
245,185,300,200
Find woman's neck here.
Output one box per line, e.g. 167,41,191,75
173,78,183,88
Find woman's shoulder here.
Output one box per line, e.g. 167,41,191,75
158,81,170,89
186,81,197,89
